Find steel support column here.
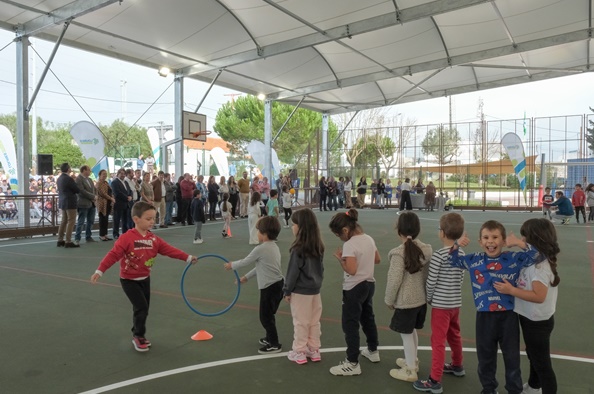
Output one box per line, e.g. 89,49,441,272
174,74,184,178
264,99,273,181
321,113,328,177
16,36,31,226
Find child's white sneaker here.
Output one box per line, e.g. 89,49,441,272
329,359,361,376
522,383,542,394
396,357,419,372
389,366,417,382
287,350,307,365
361,348,380,363
193,238,203,244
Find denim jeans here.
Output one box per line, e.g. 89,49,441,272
165,201,174,224
75,206,96,241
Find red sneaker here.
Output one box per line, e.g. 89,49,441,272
132,336,149,352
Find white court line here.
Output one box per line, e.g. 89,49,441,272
79,346,594,394
0,219,234,248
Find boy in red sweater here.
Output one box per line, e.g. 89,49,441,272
572,183,587,223
91,201,197,352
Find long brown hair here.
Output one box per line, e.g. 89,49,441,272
290,208,324,258
520,218,560,287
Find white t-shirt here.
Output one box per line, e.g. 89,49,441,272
400,182,411,192
282,193,292,207
341,233,377,291
344,181,352,191
221,201,233,218
514,260,558,321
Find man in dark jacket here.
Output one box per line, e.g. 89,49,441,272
56,163,80,248
547,190,575,225
111,168,133,239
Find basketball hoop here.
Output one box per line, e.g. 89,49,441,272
191,130,212,138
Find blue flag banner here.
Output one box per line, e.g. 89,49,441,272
501,132,527,203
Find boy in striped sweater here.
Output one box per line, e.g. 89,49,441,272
413,213,465,393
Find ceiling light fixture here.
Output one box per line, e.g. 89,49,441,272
158,67,171,77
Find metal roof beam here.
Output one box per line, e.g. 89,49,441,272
16,0,120,37
180,0,490,77
322,69,589,115
268,29,591,100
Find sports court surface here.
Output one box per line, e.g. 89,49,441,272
1,209,593,393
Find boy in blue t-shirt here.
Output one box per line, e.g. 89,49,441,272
449,220,539,394
266,189,279,218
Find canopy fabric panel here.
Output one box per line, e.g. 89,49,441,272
1,0,591,114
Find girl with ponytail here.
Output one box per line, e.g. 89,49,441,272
328,208,381,376
384,211,433,383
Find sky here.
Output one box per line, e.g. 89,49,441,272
1,28,593,135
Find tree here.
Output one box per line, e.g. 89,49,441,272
586,107,594,153
421,125,460,165
214,95,337,165
369,133,398,177
99,119,152,159
334,108,415,179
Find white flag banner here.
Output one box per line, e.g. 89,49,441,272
210,146,229,178
0,125,18,189
501,132,527,202
70,121,105,171
147,127,161,168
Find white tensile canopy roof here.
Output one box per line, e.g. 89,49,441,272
0,0,592,114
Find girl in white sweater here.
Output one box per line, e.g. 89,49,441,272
384,211,432,383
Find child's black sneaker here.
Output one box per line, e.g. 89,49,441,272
258,343,282,354
413,377,443,393
258,337,270,346
443,363,465,377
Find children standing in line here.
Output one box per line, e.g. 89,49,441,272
283,208,325,365
328,209,381,376
281,185,293,228
191,189,206,244
413,212,466,393
220,192,233,238
384,211,432,383
542,187,554,220
90,201,197,352
451,220,540,394
571,183,586,223
494,218,560,394
224,216,284,354
266,189,280,218
248,191,263,245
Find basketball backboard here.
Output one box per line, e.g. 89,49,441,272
182,111,207,142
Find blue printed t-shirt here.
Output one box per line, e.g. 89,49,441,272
449,245,539,312
266,198,279,217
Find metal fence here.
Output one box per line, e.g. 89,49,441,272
325,114,592,209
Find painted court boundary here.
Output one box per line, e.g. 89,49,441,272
79,346,594,394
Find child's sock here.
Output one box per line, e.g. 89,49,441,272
400,332,417,368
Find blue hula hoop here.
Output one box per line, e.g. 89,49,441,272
180,253,241,317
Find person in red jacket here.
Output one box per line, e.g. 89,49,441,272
91,201,197,352
571,183,587,223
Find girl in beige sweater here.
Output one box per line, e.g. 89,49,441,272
384,211,432,383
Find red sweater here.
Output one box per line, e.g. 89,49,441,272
572,190,586,207
97,229,191,279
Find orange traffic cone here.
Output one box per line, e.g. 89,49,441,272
191,330,213,341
